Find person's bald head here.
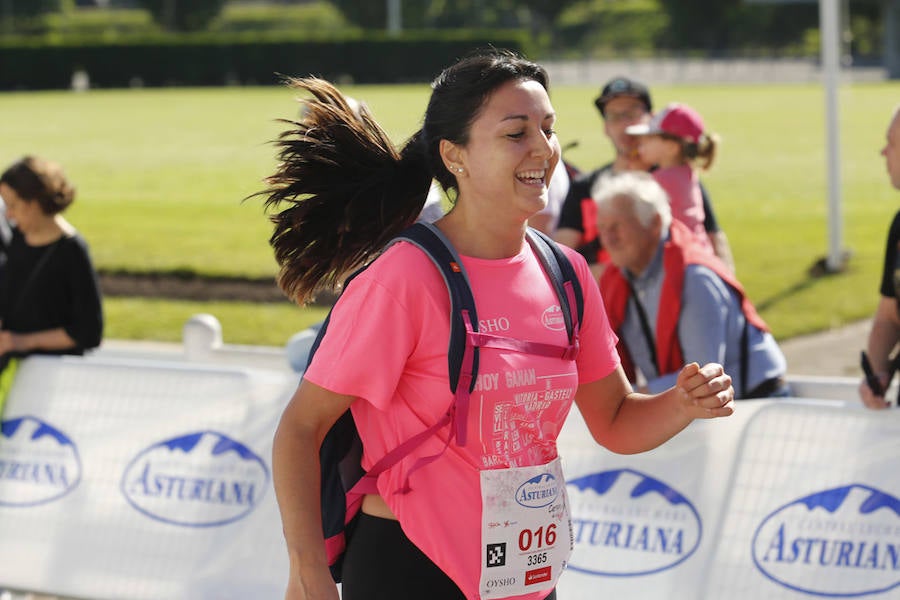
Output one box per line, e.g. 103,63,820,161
882,105,900,190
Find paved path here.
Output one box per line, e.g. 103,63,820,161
778,318,871,378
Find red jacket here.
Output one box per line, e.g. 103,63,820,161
599,221,769,383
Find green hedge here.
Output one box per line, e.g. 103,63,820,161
0,31,531,90
556,2,666,58
553,1,816,58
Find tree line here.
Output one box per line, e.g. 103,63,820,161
0,0,886,59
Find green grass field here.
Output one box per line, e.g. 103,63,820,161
1,80,898,347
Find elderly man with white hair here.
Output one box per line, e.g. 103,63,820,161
594,171,788,399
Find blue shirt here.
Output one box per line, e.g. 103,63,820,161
619,240,786,397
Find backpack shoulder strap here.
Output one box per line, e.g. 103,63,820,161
389,222,479,394
526,227,584,342
314,223,480,583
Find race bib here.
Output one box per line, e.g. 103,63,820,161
479,457,573,597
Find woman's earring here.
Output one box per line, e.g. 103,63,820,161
456,167,464,173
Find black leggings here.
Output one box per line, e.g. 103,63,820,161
342,513,557,600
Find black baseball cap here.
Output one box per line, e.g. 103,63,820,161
594,76,652,117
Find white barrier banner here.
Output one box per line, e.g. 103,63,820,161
557,400,900,600
0,356,294,600
556,402,756,599
702,402,900,599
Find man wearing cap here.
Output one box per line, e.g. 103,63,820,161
860,104,900,409
554,76,732,275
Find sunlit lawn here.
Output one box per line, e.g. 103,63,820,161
1,79,898,346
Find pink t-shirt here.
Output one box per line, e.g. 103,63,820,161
304,239,619,600
652,164,712,252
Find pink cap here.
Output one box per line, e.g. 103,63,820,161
625,103,705,143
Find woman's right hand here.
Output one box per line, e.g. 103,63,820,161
273,379,356,600
858,376,890,410
676,362,734,419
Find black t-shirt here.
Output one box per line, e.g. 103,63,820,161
557,167,609,262
0,228,103,355
557,163,722,263
879,210,900,300
0,214,9,283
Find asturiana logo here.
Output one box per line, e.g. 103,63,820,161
752,484,900,597
517,472,560,508
0,416,81,507
566,468,702,576
121,430,269,527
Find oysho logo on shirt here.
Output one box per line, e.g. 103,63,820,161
0,416,81,507
516,472,560,509
752,484,900,597
566,468,702,576
479,317,511,333
121,430,269,527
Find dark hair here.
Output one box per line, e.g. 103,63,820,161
660,132,718,171
255,49,549,304
0,156,75,215
594,76,652,117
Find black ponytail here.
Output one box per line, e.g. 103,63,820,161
255,50,549,304
254,77,431,304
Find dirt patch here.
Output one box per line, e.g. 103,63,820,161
98,270,299,304
98,270,341,305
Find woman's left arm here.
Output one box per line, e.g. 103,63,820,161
574,361,733,455
0,328,77,355
62,237,104,350
565,245,733,454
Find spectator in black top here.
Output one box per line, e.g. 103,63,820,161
554,76,734,277
860,104,900,409
0,156,103,365
0,195,10,283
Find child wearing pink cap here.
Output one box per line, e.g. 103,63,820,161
626,103,719,257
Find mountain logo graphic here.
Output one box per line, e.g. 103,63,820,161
0,416,82,507
121,430,269,527
566,468,702,576
516,472,560,509
752,483,900,597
